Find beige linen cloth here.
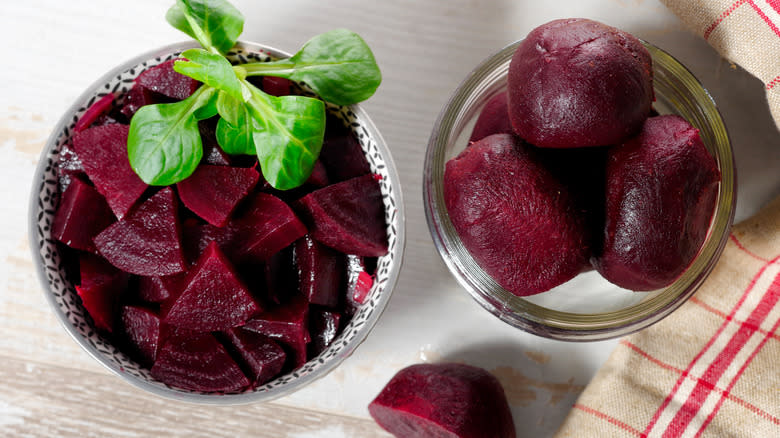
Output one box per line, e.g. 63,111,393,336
555,2,780,436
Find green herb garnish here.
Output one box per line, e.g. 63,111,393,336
128,0,381,189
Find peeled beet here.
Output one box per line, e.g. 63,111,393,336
120,305,162,366
52,178,115,252
369,363,515,438
222,327,286,386
244,294,310,370
163,242,261,331
508,18,653,148
444,133,590,296
319,115,371,182
76,254,129,333
264,245,298,305
177,165,260,226
135,59,200,101
296,175,388,257
594,115,720,290
137,275,182,303
308,307,341,357
74,93,114,133
344,255,373,316
228,193,307,263
121,84,162,120
94,188,187,276
150,333,249,392
199,119,231,166
73,124,147,219
295,235,344,308
469,91,513,143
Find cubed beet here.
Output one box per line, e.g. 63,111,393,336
52,178,115,252
228,193,307,263
199,118,231,166
177,165,260,227
120,305,162,366
308,307,341,358
244,294,310,370
319,115,371,182
76,254,129,333
135,59,200,101
222,327,286,387
295,235,344,308
136,275,183,303
120,84,161,120
74,93,114,133
264,245,298,305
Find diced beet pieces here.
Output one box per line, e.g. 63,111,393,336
369,363,516,438
120,84,160,120
177,165,260,227
353,272,373,304
163,242,261,332
264,246,298,305
296,175,388,257
306,160,330,188
151,333,250,392
222,327,286,386
137,275,182,303
52,178,115,252
135,59,200,101
77,254,129,333
262,76,292,96
75,93,114,133
73,124,147,219
94,188,187,276
56,144,85,194
295,235,344,308
120,305,162,366
199,119,231,166
244,294,310,370
319,116,371,182
344,255,367,316
308,307,341,358
229,193,307,263
469,91,513,143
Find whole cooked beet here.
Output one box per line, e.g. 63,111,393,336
508,18,653,148
469,91,513,143
369,363,515,438
594,115,720,290
444,133,590,296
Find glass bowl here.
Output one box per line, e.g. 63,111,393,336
424,40,735,341
29,41,405,403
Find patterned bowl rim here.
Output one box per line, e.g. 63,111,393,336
28,40,406,404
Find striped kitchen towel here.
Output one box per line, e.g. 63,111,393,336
555,196,780,437
660,0,780,130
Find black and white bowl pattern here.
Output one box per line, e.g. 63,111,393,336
29,41,404,403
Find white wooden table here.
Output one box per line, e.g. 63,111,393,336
2,1,779,436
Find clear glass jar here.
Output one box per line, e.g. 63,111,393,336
424,40,736,341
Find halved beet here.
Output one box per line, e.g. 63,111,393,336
177,165,260,226
295,235,344,308
308,307,341,358
469,91,513,143
319,115,371,182
244,294,310,370
52,177,115,252
150,332,250,392
229,193,307,263
296,175,388,257
369,363,516,438
73,124,147,219
264,245,298,305
163,242,261,331
75,94,114,133
94,188,187,276
120,84,161,120
222,327,286,386
120,305,162,366
137,275,183,303
135,59,200,101
262,76,292,97
76,254,129,333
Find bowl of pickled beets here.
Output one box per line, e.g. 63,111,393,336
424,18,736,341
29,3,404,402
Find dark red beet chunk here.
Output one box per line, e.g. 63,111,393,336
94,188,187,276
444,134,590,296
229,193,308,263
264,246,298,305
199,119,231,166
137,275,182,303
76,254,129,333
52,178,115,252
262,76,292,96
135,59,200,101
369,363,516,438
508,18,653,148
222,327,286,386
594,115,721,290
319,116,371,182
73,124,147,219
469,91,513,143
244,294,310,370
56,144,85,193
344,255,371,316
177,165,260,227
306,160,330,188
295,235,344,308
120,305,162,366
75,93,114,133
308,307,341,358
120,84,161,120
296,175,388,257
163,242,261,331
151,333,250,392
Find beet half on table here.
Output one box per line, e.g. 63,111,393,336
51,58,388,392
